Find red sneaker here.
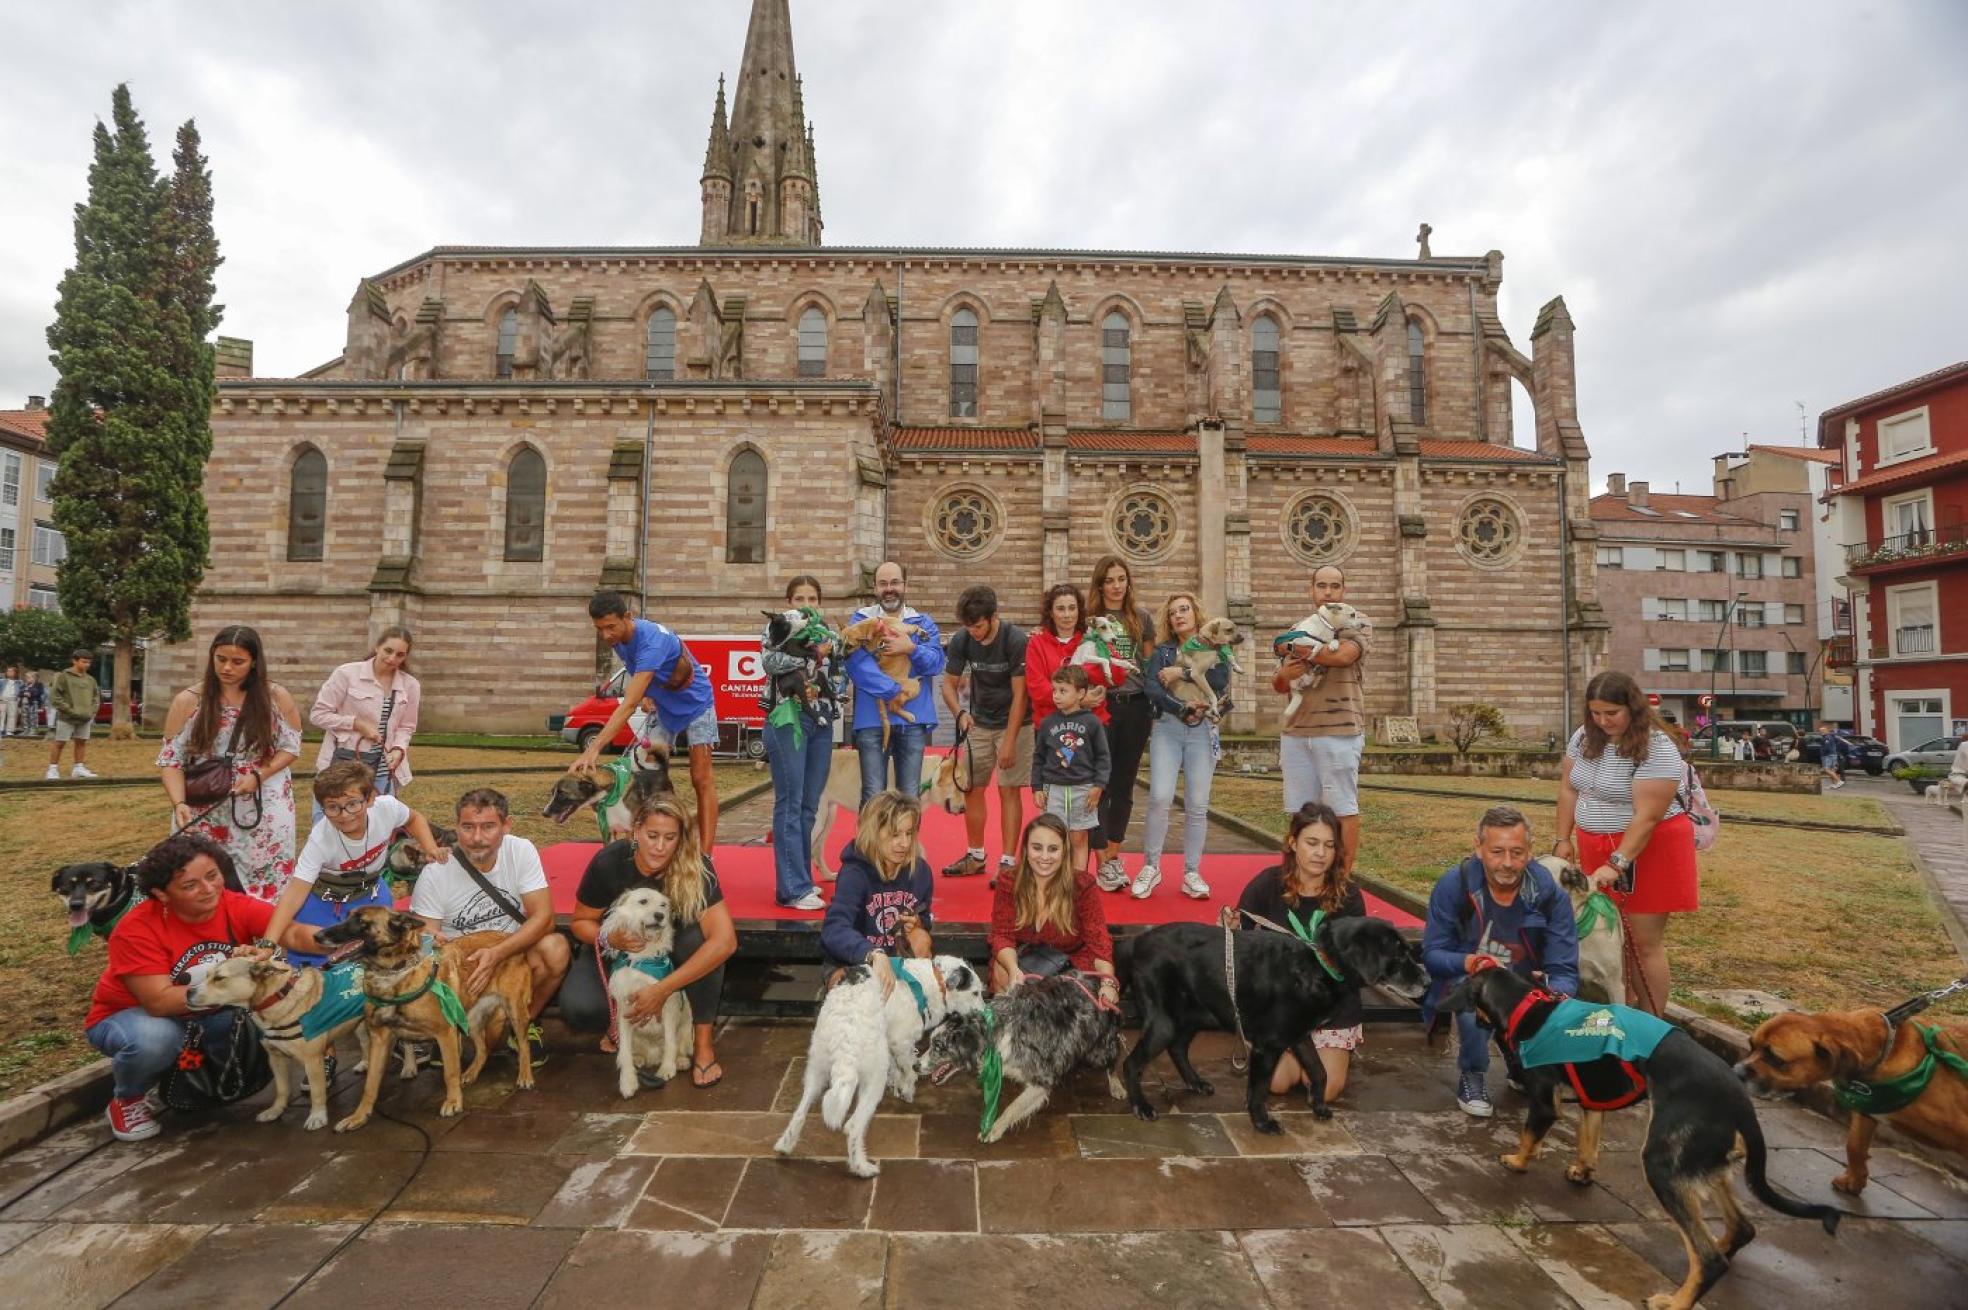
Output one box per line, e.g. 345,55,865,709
106,1093,160,1142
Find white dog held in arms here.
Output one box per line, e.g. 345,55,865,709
600,887,693,1098
775,954,986,1176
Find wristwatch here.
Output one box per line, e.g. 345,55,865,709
253,937,276,951
1608,852,1634,876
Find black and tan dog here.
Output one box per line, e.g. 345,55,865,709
384,823,457,890
543,742,673,842
1738,1007,1968,1196
51,860,141,951
1443,965,1840,1310
315,907,534,1129
1120,917,1428,1133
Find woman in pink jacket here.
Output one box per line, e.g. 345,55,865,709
311,628,420,811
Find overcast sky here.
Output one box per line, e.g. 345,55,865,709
3,1,1963,492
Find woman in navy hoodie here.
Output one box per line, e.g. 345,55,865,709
820,790,935,997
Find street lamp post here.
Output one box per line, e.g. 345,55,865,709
1709,589,1750,760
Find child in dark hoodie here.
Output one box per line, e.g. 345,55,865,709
1032,665,1111,880
819,789,935,997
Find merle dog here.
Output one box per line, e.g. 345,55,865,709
1120,917,1427,1133
761,607,834,722
917,971,1126,1142
1442,965,1839,1310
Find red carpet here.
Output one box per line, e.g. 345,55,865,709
540,780,1419,929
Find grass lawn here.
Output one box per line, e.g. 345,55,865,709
1,737,575,785
1329,771,1896,830
1211,774,1965,1028
0,760,769,1099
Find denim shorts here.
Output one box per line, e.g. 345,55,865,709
640,706,719,751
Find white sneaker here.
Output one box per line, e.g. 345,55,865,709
1130,865,1162,899
71,764,98,780
1828,780,1845,790
1180,872,1212,900
1095,859,1129,893
45,765,60,781
784,891,826,911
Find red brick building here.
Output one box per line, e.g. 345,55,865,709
1822,360,1968,750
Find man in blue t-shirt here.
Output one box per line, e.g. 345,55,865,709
1420,804,1579,1120
574,592,719,847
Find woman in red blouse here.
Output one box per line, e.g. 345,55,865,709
987,813,1118,1002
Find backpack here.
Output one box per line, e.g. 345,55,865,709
1679,762,1720,853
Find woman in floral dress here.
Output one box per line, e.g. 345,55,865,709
157,625,304,902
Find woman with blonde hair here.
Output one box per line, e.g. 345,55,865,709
1138,590,1233,901
562,793,738,1088
820,790,935,998
987,814,1118,1002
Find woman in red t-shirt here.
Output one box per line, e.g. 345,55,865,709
987,813,1118,1001
83,833,306,1142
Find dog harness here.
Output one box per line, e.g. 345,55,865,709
605,951,676,984
66,894,137,955
1500,990,1675,1111
1571,890,1618,941
1834,1023,1968,1116
592,756,638,844
366,953,470,1033
253,961,370,1042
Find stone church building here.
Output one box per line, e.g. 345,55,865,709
153,0,1607,736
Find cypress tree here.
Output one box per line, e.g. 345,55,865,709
44,85,219,736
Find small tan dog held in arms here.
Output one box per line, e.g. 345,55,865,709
1164,618,1245,721
838,615,926,749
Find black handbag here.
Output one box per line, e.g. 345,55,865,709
1016,944,1074,978
157,1008,273,1112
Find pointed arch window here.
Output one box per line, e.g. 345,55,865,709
1407,318,1426,424
1252,316,1282,424
726,449,767,563
1101,312,1131,421
496,308,518,378
645,307,677,380
287,447,326,562
950,308,979,417
504,447,546,562
797,308,827,378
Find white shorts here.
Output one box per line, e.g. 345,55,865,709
1280,733,1363,816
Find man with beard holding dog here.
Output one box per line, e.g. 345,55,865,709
83,834,311,1142
410,788,570,1068
1420,805,1580,1119
845,561,945,806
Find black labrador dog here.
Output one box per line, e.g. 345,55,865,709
1120,916,1427,1133
1441,965,1839,1310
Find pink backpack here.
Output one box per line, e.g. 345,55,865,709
1679,763,1720,853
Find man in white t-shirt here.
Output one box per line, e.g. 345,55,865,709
409,788,570,1064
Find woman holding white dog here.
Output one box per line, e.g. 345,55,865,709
820,790,935,994
1139,592,1232,901
1554,670,1698,1017
1225,802,1367,1102
987,813,1118,1001
561,795,737,1088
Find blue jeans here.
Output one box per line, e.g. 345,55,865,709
1141,714,1217,873
854,723,929,808
764,713,833,903
1456,1009,1495,1074
87,1007,237,1099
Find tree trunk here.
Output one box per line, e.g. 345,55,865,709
112,632,136,740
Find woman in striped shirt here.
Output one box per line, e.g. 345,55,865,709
1554,670,1697,1016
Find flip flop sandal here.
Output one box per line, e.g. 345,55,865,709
691,1059,724,1089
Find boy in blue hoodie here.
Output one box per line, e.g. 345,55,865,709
819,790,935,998
845,561,945,806
1420,805,1579,1120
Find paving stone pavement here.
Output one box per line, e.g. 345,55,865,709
1,1020,1965,1309
1874,784,1968,949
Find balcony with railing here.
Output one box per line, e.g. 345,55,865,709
1845,520,1968,574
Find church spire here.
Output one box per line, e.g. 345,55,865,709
701,0,820,246
702,75,732,181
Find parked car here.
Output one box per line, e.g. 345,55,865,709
1796,732,1887,774
93,688,141,726
1884,736,1964,791
554,668,768,760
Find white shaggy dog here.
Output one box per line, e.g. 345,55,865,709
774,954,985,1176
601,887,693,1098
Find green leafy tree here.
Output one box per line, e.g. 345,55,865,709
44,86,219,737
0,609,86,674
1446,702,1508,756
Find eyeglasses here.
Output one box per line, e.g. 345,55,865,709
322,798,368,818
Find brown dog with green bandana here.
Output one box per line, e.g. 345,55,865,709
316,907,535,1129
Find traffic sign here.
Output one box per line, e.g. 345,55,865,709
1647,693,1661,706
1699,694,1715,707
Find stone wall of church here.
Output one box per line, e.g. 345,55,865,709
886,455,1048,622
